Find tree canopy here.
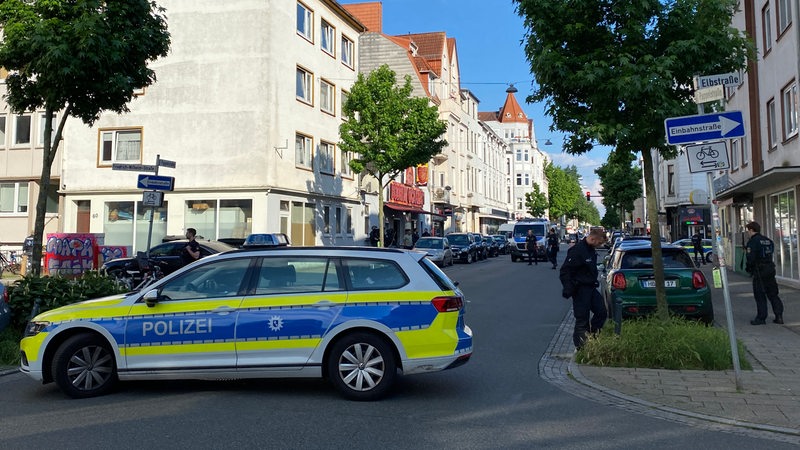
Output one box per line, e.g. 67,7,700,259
339,64,447,244
596,150,643,220
516,0,752,319
525,183,549,218
544,162,582,220
0,0,171,275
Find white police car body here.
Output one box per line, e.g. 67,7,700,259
20,247,472,401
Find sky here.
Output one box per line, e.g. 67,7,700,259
338,0,611,214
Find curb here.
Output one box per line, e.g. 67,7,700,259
0,366,18,377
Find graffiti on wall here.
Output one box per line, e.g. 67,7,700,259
45,233,100,276
98,246,128,265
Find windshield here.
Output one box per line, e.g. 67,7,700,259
513,223,546,239
414,238,442,249
448,235,469,245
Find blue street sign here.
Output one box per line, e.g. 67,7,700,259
664,110,745,145
137,174,175,191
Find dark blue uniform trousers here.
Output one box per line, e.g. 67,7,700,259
572,286,607,349
753,265,784,320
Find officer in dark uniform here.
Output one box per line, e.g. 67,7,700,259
745,221,784,325
559,228,608,349
525,229,538,265
691,231,705,265
546,227,560,269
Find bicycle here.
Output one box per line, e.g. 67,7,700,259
103,252,166,291
695,145,719,160
0,251,21,276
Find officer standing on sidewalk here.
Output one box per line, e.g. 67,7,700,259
546,227,559,269
559,228,608,349
745,221,784,325
691,230,705,265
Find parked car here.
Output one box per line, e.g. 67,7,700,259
20,247,473,400
413,236,454,267
600,242,713,324
446,233,478,264
491,234,509,255
0,283,9,333
101,239,236,286
670,238,714,264
469,233,488,260
483,234,499,257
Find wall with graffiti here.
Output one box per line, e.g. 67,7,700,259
45,233,105,276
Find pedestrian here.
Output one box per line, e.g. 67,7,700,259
691,230,705,265
559,228,608,349
369,225,380,247
745,221,784,325
422,228,431,237
546,227,559,269
412,229,420,245
402,229,414,249
181,228,201,267
384,228,395,247
525,229,538,265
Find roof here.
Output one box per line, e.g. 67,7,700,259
340,2,379,32
497,90,529,123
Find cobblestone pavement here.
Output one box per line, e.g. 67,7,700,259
541,266,800,445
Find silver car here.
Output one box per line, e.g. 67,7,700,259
413,237,454,267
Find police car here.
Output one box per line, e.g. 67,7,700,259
20,247,472,401
671,238,714,263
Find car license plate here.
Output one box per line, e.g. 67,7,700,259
642,279,677,288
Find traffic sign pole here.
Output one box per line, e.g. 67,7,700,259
145,155,163,258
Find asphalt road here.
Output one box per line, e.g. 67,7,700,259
0,250,794,449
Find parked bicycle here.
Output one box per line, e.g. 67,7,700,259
104,252,166,291
0,251,21,277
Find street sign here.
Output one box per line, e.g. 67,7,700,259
694,71,741,90
664,110,745,145
693,85,724,104
142,190,164,207
112,163,157,172
158,158,176,168
685,141,730,173
137,174,175,191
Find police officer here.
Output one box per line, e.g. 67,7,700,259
560,228,608,349
525,229,538,265
546,227,559,269
369,226,380,247
691,230,705,265
745,221,784,325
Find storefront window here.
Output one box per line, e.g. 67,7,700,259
186,199,216,240
770,191,798,280
135,201,168,252
104,201,135,247
291,201,316,245
219,199,252,239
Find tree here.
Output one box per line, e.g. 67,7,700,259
601,208,621,230
516,0,752,320
544,162,582,220
0,0,171,276
596,150,643,227
525,183,549,218
340,65,447,245
574,197,601,225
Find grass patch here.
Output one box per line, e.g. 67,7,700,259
576,316,752,371
0,328,21,366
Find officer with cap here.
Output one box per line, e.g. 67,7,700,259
745,221,784,325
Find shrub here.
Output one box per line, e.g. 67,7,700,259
0,328,21,366
7,271,128,332
576,316,751,370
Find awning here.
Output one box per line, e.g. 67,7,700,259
717,166,800,199
384,202,444,217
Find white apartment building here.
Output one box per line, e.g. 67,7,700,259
58,0,369,252
715,0,799,285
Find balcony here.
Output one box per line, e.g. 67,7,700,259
432,187,451,204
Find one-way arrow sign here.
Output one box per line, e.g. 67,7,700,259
137,174,175,191
664,111,745,145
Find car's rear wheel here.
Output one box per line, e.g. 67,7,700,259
52,334,118,398
511,255,518,262
328,332,396,401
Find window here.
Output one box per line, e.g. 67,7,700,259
524,174,530,186
219,199,253,240
99,129,142,164
13,115,31,145
523,149,529,161
0,116,6,147
296,2,312,41
767,98,778,148
321,20,335,56
781,81,798,139
0,181,28,213
341,35,354,68
318,141,334,175
515,149,522,161
340,90,349,119
323,205,331,234
777,0,792,35
762,4,772,55
347,259,407,290
254,257,341,295
39,113,56,147
730,138,739,169
295,134,312,169
320,79,334,114
742,136,750,166
516,174,522,186
667,164,675,196
296,67,313,104
335,206,342,234
45,183,58,214
339,146,353,178
346,208,353,235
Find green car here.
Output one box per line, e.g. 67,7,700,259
601,243,714,324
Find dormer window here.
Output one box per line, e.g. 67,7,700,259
409,42,418,56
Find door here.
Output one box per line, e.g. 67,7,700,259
123,257,252,370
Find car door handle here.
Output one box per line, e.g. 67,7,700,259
313,300,336,309
212,306,236,315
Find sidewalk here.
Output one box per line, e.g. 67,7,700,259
555,264,800,441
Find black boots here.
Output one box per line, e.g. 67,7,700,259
750,318,766,325
773,315,784,324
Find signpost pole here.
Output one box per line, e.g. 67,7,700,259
145,155,160,258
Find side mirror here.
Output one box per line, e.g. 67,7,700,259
143,289,160,307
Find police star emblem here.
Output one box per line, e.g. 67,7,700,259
268,315,284,332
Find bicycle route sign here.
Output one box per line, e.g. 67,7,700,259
684,141,730,173
664,110,745,145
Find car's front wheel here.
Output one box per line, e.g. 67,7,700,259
52,334,118,398
327,332,397,401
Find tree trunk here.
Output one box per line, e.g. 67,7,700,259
642,149,669,321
